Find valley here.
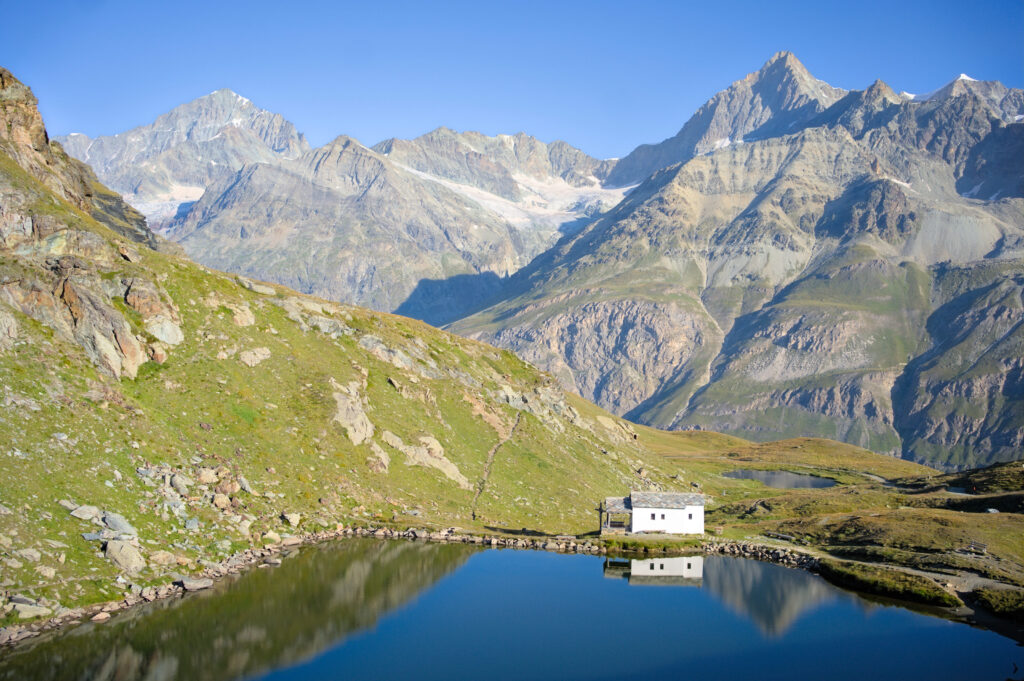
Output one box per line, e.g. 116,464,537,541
0,44,1021,661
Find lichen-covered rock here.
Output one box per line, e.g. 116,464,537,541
239,347,271,367
0,306,17,352
104,540,145,574
381,430,471,490
331,379,373,446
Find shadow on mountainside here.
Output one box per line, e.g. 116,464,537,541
394,271,508,327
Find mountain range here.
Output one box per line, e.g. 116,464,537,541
56,52,1024,469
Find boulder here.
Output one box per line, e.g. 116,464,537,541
212,494,231,509
70,504,100,520
149,550,176,566
179,577,213,591
14,603,51,619
105,541,146,574
239,347,271,367
102,511,137,536
196,468,219,484
170,474,192,495
237,277,276,295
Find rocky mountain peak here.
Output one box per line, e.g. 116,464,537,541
604,51,847,186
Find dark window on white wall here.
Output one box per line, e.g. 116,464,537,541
660,513,665,520
649,563,655,570
688,513,693,520
650,513,655,520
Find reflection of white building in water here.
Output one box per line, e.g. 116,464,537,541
603,556,704,586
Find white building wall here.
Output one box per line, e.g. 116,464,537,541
631,556,704,578
630,505,704,534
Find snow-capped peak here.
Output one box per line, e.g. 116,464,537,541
956,73,977,82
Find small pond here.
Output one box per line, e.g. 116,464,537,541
723,468,838,488
1,539,1021,681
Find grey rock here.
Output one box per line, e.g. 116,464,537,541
69,504,100,520
102,512,137,536
178,577,214,591
170,474,192,496
14,603,51,619
104,541,146,574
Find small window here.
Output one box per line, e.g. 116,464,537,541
687,562,692,570
660,513,665,520
650,513,655,520
659,563,664,570
688,513,693,520
649,563,655,570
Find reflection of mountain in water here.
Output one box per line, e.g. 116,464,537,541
701,556,838,635
0,539,477,681
604,555,840,635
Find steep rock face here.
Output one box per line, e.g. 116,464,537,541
481,297,721,415
56,89,309,229
894,265,1024,469
0,68,157,249
605,52,847,187
452,59,1024,469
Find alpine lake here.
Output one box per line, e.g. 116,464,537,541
721,469,838,489
1,538,1021,681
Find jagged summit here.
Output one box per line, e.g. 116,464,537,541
604,51,846,186
54,87,310,229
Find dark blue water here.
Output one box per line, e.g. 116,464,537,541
723,468,837,488
2,540,1021,681
267,550,1020,681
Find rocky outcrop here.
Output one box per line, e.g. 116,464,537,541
331,379,374,446
381,430,471,490
0,305,16,351
0,258,147,379
1,68,162,250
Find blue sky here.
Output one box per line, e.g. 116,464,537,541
2,0,1021,158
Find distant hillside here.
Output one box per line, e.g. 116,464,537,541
59,105,627,325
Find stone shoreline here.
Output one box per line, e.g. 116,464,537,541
0,526,819,648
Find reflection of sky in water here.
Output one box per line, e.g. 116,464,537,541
723,469,837,488
271,551,1023,681
2,541,1022,681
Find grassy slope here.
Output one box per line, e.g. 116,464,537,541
1,145,1021,628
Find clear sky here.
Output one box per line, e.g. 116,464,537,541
2,0,1021,159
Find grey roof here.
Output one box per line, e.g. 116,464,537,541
630,491,705,508
604,496,631,513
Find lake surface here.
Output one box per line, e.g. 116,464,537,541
1,539,1022,681
723,468,838,488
